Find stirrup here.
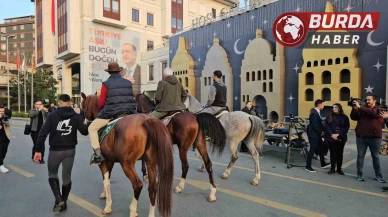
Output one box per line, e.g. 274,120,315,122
90,154,105,165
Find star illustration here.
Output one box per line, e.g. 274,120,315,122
372,58,384,73
263,19,268,25
190,42,193,47
295,6,301,12
293,63,300,74
198,57,201,62
207,44,210,49
288,94,295,103
226,22,231,28
344,2,353,12
213,32,217,37
250,15,255,21
364,85,374,93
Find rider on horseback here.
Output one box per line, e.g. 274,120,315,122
149,67,187,119
198,70,227,115
88,62,137,165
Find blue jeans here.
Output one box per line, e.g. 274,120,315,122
356,137,383,178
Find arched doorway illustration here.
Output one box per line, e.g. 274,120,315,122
253,95,267,119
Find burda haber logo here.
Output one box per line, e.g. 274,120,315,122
273,12,380,48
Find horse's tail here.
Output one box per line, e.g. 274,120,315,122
247,116,266,150
196,113,226,156
143,118,174,217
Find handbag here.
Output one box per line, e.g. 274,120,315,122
24,118,31,135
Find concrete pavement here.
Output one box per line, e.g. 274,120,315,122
1,119,388,217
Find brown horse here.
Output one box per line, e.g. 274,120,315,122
81,93,174,217
135,93,226,202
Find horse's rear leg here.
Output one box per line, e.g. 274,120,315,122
194,148,205,172
195,133,217,202
174,144,189,194
247,141,261,186
141,156,148,182
99,161,114,215
145,161,157,217
122,163,143,217
222,140,239,179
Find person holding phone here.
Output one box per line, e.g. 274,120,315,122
29,100,48,164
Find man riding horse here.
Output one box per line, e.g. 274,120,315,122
149,67,187,119
88,62,137,165
198,70,227,115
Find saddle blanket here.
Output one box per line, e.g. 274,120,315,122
215,110,228,118
161,112,181,125
99,117,123,143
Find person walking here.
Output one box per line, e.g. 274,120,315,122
0,107,12,173
324,103,350,175
29,100,48,164
240,101,256,152
33,94,89,212
351,95,386,183
306,99,331,172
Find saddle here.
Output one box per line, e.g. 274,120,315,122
159,110,184,125
214,107,229,119
98,116,124,144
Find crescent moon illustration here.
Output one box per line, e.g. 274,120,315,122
234,38,244,55
367,30,384,47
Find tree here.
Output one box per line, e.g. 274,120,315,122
9,68,58,110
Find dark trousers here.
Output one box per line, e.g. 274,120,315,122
0,140,10,166
48,149,76,185
356,137,383,178
328,141,345,170
306,137,326,168
31,131,44,159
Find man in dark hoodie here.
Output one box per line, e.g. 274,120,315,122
149,67,187,119
33,94,89,212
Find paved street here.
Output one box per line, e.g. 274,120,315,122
1,119,388,217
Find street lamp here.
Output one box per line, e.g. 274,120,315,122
0,33,16,108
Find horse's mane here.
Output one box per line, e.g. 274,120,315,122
85,94,100,120
136,93,156,106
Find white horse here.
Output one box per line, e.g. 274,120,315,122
185,94,267,185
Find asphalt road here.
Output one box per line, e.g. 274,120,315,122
1,119,388,217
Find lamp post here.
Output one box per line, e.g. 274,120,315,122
0,33,16,108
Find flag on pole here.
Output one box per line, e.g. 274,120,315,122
31,55,35,71
16,50,21,69
51,0,55,35
21,52,25,72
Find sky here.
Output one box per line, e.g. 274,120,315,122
0,0,35,23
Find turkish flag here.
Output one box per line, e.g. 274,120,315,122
51,0,55,34
16,50,20,69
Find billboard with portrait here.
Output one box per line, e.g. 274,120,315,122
81,21,142,95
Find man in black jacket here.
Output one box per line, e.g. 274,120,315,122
33,94,89,212
306,99,330,172
240,101,256,152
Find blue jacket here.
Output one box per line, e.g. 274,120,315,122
97,74,137,119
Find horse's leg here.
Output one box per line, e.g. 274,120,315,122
174,143,189,194
122,163,143,217
194,148,205,172
246,140,261,186
99,161,114,215
141,156,148,182
222,140,239,179
195,132,217,202
145,161,157,217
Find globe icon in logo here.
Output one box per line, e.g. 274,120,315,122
274,14,306,47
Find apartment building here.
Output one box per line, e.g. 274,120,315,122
31,0,235,103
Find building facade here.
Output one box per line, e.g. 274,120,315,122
31,0,235,104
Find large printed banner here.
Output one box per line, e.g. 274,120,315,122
82,21,141,94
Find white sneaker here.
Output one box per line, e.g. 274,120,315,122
0,165,9,173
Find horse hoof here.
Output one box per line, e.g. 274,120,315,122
99,196,106,200
143,175,149,182
174,188,182,194
197,168,204,172
102,210,111,215
251,180,258,186
207,197,216,203
221,175,228,179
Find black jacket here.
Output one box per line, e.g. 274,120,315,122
242,107,257,116
35,107,89,152
97,74,137,119
307,109,323,139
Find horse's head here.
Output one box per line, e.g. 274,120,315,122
81,92,100,121
185,94,204,113
136,93,156,114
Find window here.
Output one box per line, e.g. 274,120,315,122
335,58,340,64
103,0,120,21
132,9,139,22
147,40,154,51
305,72,314,85
340,87,350,101
340,69,351,83
328,59,333,65
246,72,249,81
322,88,331,101
263,82,266,92
0,27,5,33
343,57,349,63
322,71,331,84
13,43,17,48
185,77,188,87
269,69,273,79
13,26,16,30
320,60,325,66
20,33,24,39
314,60,318,67
257,70,261,80
37,0,43,63
307,61,311,67
305,89,314,101
263,70,267,80
177,0,182,3
1,44,5,50
222,75,225,83
1,36,5,41
243,95,245,102
161,61,167,75
57,0,68,54
147,13,154,26
204,78,207,86
148,64,154,81
269,82,273,92
252,71,255,81
21,42,24,47
20,25,24,30
172,17,176,28
177,19,182,29
212,8,216,18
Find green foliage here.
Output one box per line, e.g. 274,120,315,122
9,68,58,110
12,112,29,118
